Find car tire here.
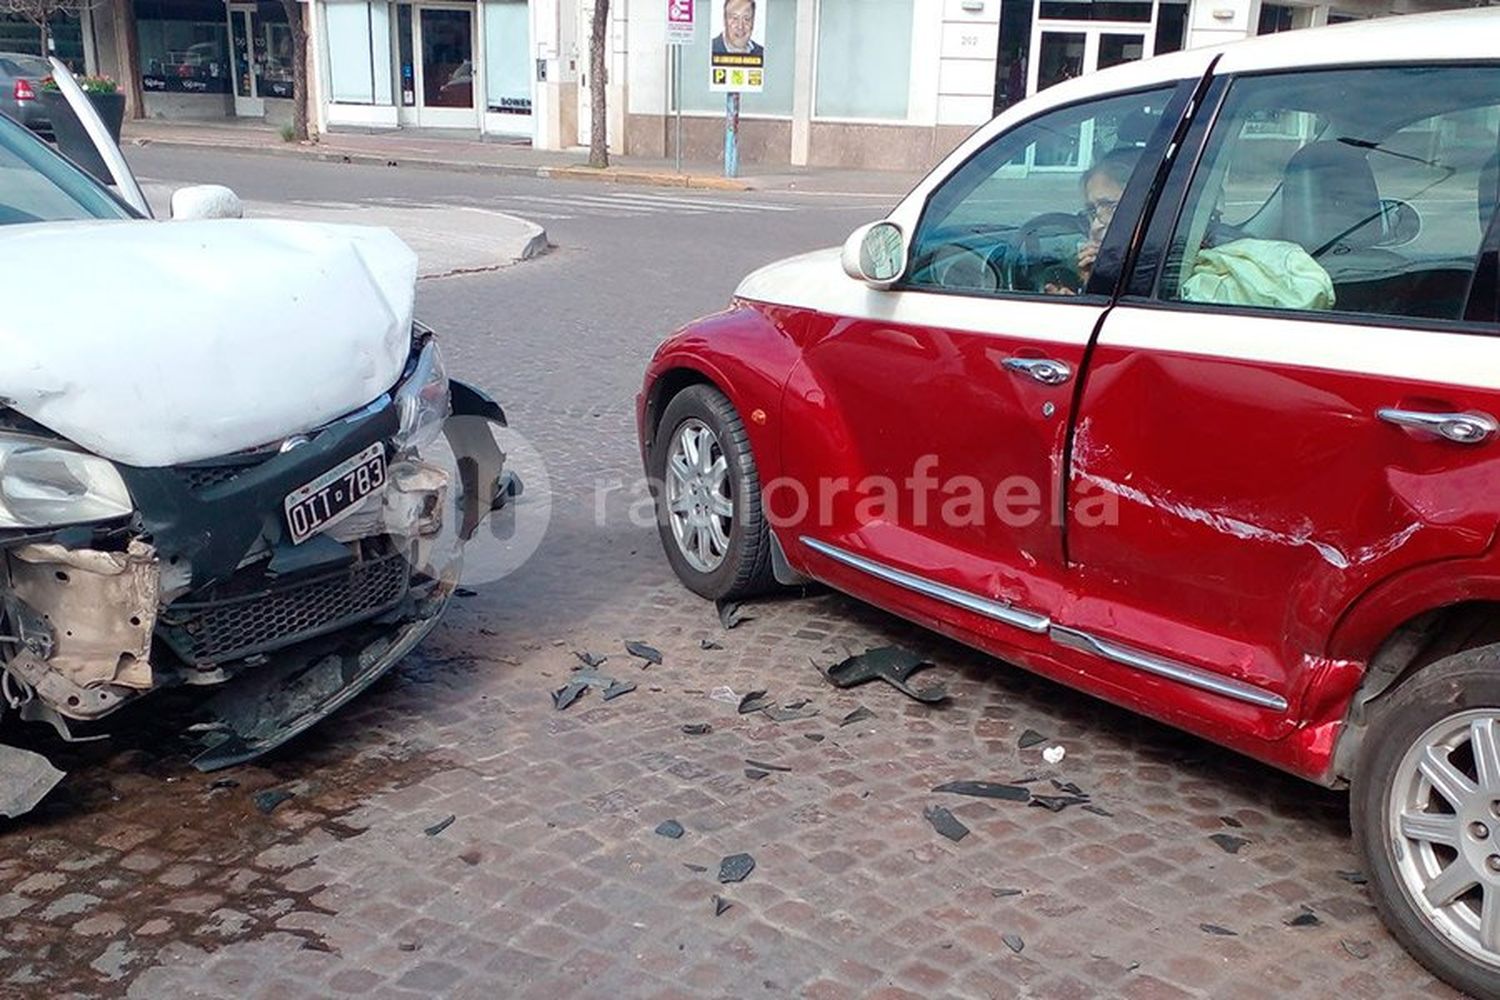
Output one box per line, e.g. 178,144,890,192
650,384,776,601
1352,647,1500,999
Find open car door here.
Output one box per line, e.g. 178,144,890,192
47,57,150,217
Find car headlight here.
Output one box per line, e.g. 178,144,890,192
394,336,450,451
0,436,132,528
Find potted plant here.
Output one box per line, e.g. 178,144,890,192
38,73,124,184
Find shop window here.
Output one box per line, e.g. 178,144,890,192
993,0,1031,116
1038,1,1151,20
1256,3,1295,34
257,3,294,100
1154,1,1187,55
483,0,529,115
137,0,232,95
325,0,393,104
678,0,794,116
0,13,82,69
814,0,914,121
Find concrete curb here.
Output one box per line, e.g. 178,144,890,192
126,134,753,192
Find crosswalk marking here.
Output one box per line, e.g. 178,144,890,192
605,191,800,212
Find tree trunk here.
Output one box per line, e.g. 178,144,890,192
281,0,309,140
587,0,609,169
113,0,144,119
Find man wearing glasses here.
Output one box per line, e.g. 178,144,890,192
712,0,764,56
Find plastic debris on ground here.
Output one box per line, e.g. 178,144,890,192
573,650,607,668
655,819,685,839
682,723,712,736
718,853,755,883
1210,833,1250,855
1042,745,1066,764
744,768,769,781
423,814,455,837
709,686,739,705
992,888,1023,898
601,679,636,701
932,780,1031,802
1029,794,1089,813
1285,907,1321,927
700,639,724,650
625,641,663,666
744,759,791,772
1336,870,1368,885
923,805,970,843
716,600,751,630
713,895,732,916
0,744,65,819
253,788,293,814
1341,939,1374,960
737,690,772,714
840,706,876,727
820,646,947,703
1002,933,1025,954
1018,729,1047,749
1200,923,1238,936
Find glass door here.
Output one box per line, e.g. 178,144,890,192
1022,24,1150,170
228,6,263,118
415,5,476,127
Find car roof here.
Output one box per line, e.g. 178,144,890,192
888,8,1499,231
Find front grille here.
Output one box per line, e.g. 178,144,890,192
159,552,410,666
173,454,275,494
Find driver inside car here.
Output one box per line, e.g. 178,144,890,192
1044,149,1138,295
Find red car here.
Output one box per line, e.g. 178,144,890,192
639,11,1500,996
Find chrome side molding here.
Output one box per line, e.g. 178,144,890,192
798,536,1288,713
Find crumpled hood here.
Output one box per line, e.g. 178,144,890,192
0,218,417,467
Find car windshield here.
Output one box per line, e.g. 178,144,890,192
0,111,133,226
0,53,50,77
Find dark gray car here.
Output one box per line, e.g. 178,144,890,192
0,52,52,135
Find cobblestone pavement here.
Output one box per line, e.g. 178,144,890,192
0,151,1463,998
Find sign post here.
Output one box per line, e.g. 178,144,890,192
708,0,765,180
666,0,695,173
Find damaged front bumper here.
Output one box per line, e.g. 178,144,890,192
0,337,515,812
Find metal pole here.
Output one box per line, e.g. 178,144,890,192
674,44,683,173
724,91,739,178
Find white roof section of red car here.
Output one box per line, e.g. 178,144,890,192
882,8,1500,234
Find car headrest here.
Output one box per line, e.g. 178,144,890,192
1481,151,1499,237
1280,140,1384,254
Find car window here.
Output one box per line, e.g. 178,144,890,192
1159,65,1500,323
0,113,131,226
906,86,1174,298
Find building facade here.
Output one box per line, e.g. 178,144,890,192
31,0,1486,166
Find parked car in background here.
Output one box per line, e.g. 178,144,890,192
0,63,518,821
0,52,53,136
639,11,1500,995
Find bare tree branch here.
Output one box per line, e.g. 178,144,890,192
0,0,99,56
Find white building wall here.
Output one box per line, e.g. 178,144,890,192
937,0,1000,127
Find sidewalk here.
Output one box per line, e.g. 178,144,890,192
121,119,924,197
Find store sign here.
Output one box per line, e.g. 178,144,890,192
709,0,764,93
667,0,695,45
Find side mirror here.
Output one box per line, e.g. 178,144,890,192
841,221,908,289
170,185,244,221
1377,197,1421,248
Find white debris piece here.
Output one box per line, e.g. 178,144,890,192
709,686,739,704
0,218,416,467
1042,745,1066,765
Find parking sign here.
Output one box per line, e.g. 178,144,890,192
667,0,695,45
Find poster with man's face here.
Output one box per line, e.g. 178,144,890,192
709,0,765,93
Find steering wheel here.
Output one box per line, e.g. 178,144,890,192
993,211,1089,293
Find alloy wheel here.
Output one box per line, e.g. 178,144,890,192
664,418,733,574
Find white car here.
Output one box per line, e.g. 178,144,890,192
0,65,517,816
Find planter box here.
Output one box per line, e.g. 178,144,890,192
40,90,126,185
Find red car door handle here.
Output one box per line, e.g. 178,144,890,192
1377,408,1498,445
1003,356,1072,385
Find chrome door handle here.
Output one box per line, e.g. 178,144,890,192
1377,408,1498,445
1003,357,1072,385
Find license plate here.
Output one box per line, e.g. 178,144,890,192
283,443,387,544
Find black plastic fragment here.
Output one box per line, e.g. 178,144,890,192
805,734,825,743
1285,907,1321,928
602,679,637,701
209,778,239,790
625,641,663,666
744,759,791,772
655,819,685,839
682,723,713,736
253,789,293,814
713,895,732,916
1017,729,1047,749
1082,804,1114,818
1051,779,1085,796
744,768,770,780
840,706,876,727
700,638,725,651
1029,794,1089,813
573,650,607,668
455,587,478,598
684,863,708,873
1002,933,1024,954
822,646,947,703
1210,833,1250,855
1220,815,1244,828
717,600,751,630
738,690,772,714
424,814,456,837
552,681,588,710
764,704,821,722
718,853,755,883
933,780,1030,802
1341,938,1373,959
991,887,1023,898
923,805,970,843
1200,923,1237,936
1336,869,1368,885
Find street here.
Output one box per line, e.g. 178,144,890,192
0,149,1454,998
